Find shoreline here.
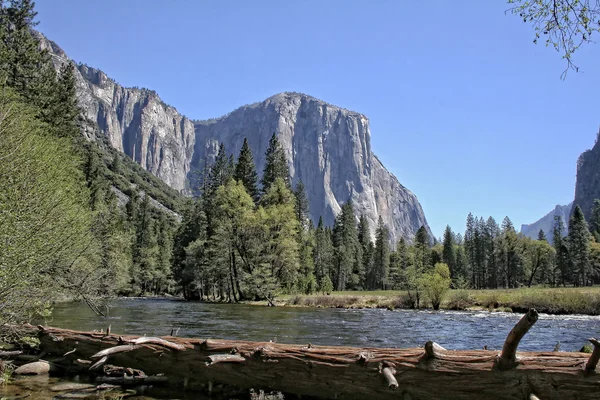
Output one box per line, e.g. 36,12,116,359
103,287,600,316
52,287,600,316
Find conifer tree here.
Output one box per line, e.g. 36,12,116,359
332,201,359,291
568,205,591,286
357,215,371,288
261,133,290,193
313,216,334,286
372,216,390,290
442,225,456,280
294,180,310,229
234,137,259,202
589,199,600,239
538,229,547,242
553,215,569,286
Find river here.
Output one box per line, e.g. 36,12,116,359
4,299,600,399
49,298,600,352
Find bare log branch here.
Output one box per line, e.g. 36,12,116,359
585,337,600,372
0,350,22,358
206,354,246,365
89,356,107,371
128,337,186,351
91,345,139,359
381,365,398,390
498,308,539,369
424,341,447,359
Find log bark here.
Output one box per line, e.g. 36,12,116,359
18,322,600,400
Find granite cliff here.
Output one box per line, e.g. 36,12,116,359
39,34,431,242
573,135,600,223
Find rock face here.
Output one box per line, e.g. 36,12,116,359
574,137,600,223
520,203,572,244
195,93,431,242
39,35,431,242
38,33,196,191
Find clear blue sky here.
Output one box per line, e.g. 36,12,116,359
35,0,600,239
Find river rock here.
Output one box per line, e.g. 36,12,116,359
13,360,54,375
50,382,96,392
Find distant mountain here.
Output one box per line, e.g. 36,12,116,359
573,134,600,223
37,33,432,243
520,203,572,243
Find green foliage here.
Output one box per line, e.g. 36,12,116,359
568,205,592,286
261,133,290,193
372,216,390,290
0,88,96,323
332,202,360,291
234,138,259,203
420,263,452,310
508,0,600,78
319,275,334,295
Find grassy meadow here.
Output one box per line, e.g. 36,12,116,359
276,287,600,315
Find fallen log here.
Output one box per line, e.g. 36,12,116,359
19,310,600,400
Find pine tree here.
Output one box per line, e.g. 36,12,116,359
553,215,569,286
172,199,207,299
261,178,300,290
132,194,158,294
442,225,456,280
294,180,310,229
485,217,500,288
465,213,476,287
82,144,107,210
589,199,600,238
207,143,230,196
538,229,547,242
357,215,371,288
234,138,259,202
261,133,290,193
568,205,591,286
414,225,430,272
372,216,390,290
332,201,359,291
313,216,334,286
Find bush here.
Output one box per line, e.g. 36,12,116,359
420,263,452,310
447,289,475,310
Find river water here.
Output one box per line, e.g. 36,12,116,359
49,298,600,352
5,299,600,399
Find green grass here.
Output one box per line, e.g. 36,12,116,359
279,286,600,315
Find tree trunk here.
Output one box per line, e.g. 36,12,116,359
16,311,600,400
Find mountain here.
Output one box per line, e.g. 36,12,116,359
573,135,600,223
39,33,431,243
520,203,572,243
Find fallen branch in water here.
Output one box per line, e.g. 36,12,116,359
10,311,600,400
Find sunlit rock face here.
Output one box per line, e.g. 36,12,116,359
39,35,431,242
574,137,600,222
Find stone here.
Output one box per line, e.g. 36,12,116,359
13,361,54,375
50,382,96,392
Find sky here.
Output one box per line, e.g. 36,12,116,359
35,0,600,239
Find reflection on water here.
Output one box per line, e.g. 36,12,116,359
50,298,600,351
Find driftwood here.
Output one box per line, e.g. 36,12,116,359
18,309,600,400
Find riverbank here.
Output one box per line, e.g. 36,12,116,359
274,287,600,315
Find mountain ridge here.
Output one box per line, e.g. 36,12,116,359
38,32,432,243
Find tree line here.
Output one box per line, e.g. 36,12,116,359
0,0,180,323
170,133,445,304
